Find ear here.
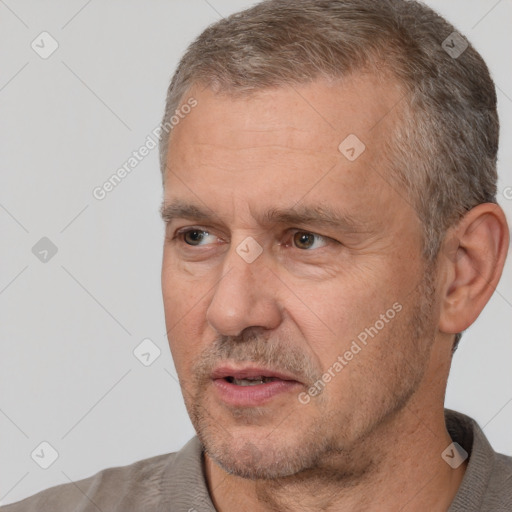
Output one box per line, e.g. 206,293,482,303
438,203,510,336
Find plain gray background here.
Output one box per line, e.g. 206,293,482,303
1,0,511,505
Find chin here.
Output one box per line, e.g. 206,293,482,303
206,442,310,480
199,423,334,480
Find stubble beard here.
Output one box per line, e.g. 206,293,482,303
182,265,438,483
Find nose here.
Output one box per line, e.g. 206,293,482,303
205,243,282,337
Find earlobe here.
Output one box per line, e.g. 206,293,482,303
438,203,509,336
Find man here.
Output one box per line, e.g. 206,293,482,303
3,0,510,510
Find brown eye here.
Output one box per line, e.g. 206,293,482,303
293,232,315,249
183,229,209,246
292,231,327,250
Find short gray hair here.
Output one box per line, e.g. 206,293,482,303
159,0,500,349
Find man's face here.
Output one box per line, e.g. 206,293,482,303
161,75,440,479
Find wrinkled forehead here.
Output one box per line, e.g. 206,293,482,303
162,75,416,235
166,73,405,170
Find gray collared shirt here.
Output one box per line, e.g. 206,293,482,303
2,410,511,511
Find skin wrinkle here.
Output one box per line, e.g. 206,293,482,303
161,201,375,238
191,265,436,493
161,76,471,511
156,1,511,509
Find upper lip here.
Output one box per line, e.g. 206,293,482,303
211,365,301,383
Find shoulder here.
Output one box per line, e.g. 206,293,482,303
445,409,512,511
484,452,512,509
0,445,189,512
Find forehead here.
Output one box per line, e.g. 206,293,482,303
164,74,408,225
169,73,403,153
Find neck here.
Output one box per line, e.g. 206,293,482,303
204,402,467,512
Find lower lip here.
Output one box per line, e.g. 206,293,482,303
212,378,302,407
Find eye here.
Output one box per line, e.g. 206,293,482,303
291,231,328,250
180,229,218,246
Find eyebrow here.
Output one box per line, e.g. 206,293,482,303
160,200,216,224
264,205,370,233
160,200,371,233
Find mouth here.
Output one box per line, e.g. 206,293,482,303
210,365,303,407
225,376,280,386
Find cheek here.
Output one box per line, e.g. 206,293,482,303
162,259,208,369
166,317,207,385
295,278,405,367
161,251,200,318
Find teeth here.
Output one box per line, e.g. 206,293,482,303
229,377,277,386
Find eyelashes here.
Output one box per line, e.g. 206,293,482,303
173,227,335,251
